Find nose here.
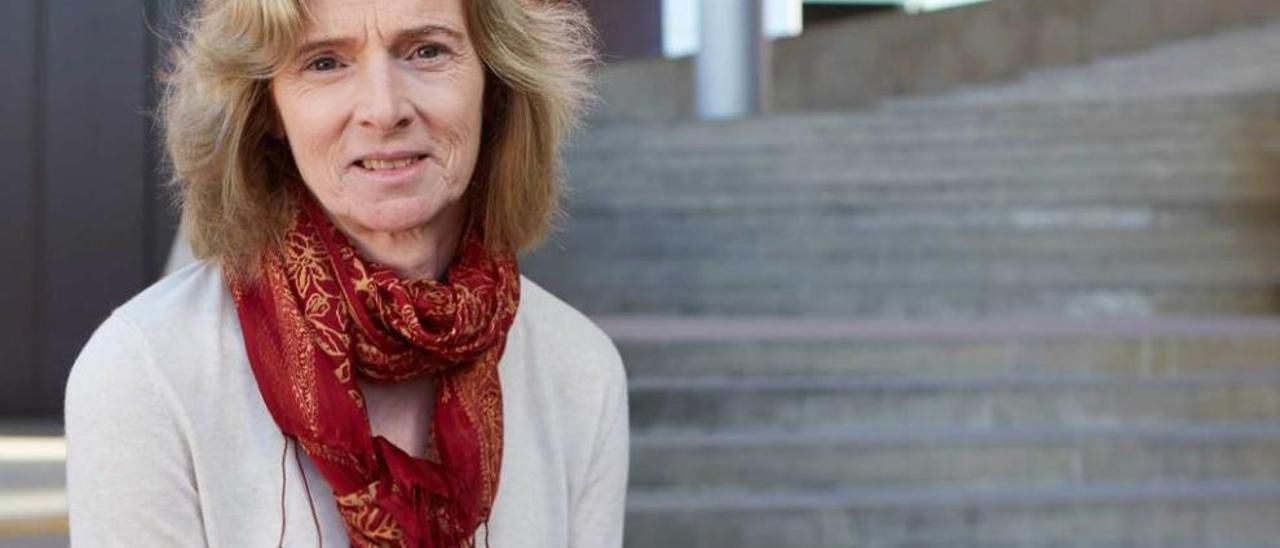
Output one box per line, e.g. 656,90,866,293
353,55,412,133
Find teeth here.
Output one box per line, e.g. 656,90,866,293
360,157,418,170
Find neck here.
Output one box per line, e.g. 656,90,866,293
338,201,468,281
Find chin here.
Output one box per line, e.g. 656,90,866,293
346,194,459,235
351,201,433,232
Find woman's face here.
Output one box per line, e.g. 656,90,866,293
271,0,485,236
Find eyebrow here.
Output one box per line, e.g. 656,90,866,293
295,24,465,59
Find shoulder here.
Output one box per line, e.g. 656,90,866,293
71,259,229,362
506,275,629,453
514,275,626,390
508,277,630,511
108,260,241,367
115,259,233,332
505,276,629,494
66,260,239,415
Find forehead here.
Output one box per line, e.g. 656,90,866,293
301,0,468,37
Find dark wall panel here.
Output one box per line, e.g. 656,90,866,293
580,0,663,59
0,0,41,415
39,0,150,413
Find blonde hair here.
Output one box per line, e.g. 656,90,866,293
161,0,597,277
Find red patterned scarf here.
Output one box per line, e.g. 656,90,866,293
229,192,519,547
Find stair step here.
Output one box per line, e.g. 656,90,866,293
600,316,1280,378
902,75,1280,107
541,218,1280,257
582,94,1279,149
567,141,1280,174
566,166,1272,194
538,255,1280,280
567,182,1280,214
631,425,1280,490
536,248,1280,269
634,423,1280,449
574,124,1278,156
630,374,1280,432
0,489,66,538
530,259,1280,295
625,483,1280,547
628,480,1280,512
525,267,1280,316
0,463,64,493
569,124,1276,154
566,163,1272,191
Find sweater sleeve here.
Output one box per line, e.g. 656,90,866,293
569,344,630,548
64,311,209,546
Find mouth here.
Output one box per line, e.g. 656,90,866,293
353,154,429,172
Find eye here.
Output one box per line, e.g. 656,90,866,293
305,56,341,72
410,43,447,61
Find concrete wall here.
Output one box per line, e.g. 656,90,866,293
592,0,1280,122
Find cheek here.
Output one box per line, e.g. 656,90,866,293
432,80,487,186
275,89,347,183
291,116,343,169
442,116,482,185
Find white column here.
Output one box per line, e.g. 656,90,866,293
696,0,769,120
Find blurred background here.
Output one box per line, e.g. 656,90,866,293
4,0,1280,546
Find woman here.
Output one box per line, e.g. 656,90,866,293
64,0,627,546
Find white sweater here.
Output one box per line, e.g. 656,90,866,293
64,261,629,547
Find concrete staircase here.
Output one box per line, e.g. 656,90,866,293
538,95,1280,318
524,20,1280,548
610,319,1280,547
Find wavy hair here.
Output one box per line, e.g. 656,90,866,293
160,0,597,277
